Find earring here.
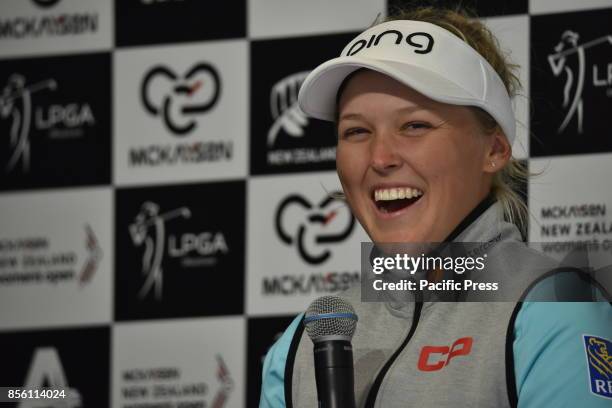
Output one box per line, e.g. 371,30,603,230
491,161,496,168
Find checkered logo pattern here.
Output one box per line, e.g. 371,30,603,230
1,0,611,406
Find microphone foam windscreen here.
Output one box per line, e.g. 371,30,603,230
304,295,358,342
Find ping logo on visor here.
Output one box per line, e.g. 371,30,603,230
583,335,612,399
344,30,434,56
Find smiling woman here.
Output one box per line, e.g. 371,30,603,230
335,69,509,244
260,6,611,408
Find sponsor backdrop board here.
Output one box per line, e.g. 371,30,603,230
0,0,611,406
0,53,111,191
113,318,245,408
115,181,245,321
116,0,246,46
0,187,112,330
114,40,248,186
250,32,357,175
0,326,110,406
0,0,112,59
247,172,369,315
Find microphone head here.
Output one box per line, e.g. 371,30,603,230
304,295,358,343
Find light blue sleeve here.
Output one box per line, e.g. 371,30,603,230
513,299,612,407
259,314,303,408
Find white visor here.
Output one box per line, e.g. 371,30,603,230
297,20,516,144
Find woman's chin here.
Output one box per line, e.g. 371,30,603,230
371,229,429,244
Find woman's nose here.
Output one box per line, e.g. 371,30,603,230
369,133,401,174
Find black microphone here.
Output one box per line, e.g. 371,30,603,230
304,295,358,408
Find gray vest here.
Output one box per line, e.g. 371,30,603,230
288,202,557,407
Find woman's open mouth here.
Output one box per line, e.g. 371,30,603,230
373,187,424,214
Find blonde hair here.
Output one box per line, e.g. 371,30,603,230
383,6,531,239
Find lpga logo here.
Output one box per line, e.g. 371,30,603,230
129,201,228,300
129,202,191,300
548,31,612,134
0,74,57,173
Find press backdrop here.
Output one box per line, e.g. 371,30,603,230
1,0,611,406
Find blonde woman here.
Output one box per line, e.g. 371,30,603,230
260,8,611,408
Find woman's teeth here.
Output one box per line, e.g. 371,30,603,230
374,187,423,201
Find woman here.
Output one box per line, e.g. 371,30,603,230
260,8,611,407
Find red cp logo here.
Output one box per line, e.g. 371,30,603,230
417,337,473,371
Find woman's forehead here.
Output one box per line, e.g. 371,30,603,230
339,69,445,109
338,70,455,116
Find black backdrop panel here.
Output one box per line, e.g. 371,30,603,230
115,0,247,47
0,53,111,191
246,315,296,408
115,180,246,321
250,33,357,175
0,326,110,407
388,0,528,17
530,7,612,157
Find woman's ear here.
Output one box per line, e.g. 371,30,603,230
483,128,512,173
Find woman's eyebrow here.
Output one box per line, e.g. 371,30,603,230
338,112,365,121
395,105,431,114
339,105,431,122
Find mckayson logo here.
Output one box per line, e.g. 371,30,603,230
20,347,82,407
129,201,228,300
0,2,97,40
274,192,355,265
548,31,612,134
140,63,221,136
264,192,358,296
0,74,95,173
129,62,230,168
262,271,360,296
32,0,61,7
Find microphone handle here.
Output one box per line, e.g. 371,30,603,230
313,340,356,408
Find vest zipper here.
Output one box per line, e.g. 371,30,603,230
364,301,423,408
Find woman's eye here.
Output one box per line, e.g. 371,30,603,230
401,122,431,131
341,127,368,139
